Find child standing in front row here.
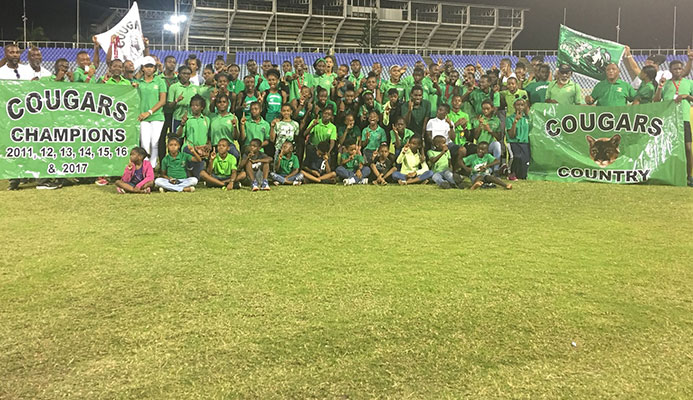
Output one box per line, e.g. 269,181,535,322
507,98,530,180
155,137,202,192
115,147,154,194
462,141,512,190
393,136,433,185
337,138,371,186
270,103,299,161
199,138,243,190
270,141,304,186
361,110,387,163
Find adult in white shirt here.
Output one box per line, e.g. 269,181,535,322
0,43,32,81
26,47,52,80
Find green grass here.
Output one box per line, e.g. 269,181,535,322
0,180,691,399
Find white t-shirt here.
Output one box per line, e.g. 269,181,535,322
426,118,452,143
0,63,33,80
26,65,53,80
632,70,672,89
189,73,202,86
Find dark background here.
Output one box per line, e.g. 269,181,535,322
2,0,692,50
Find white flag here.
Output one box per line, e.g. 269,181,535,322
95,2,145,68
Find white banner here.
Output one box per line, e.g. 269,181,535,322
95,2,145,68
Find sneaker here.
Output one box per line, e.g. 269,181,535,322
36,182,59,190
508,173,518,181
293,180,302,186
261,180,271,191
95,177,109,186
440,182,451,189
7,182,19,191
360,178,368,185
343,177,354,186
482,182,496,189
159,187,165,193
251,181,259,191
116,187,125,194
233,182,242,190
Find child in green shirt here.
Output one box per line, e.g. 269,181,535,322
269,141,304,186
236,75,260,118
240,102,271,152
361,110,387,163
199,138,242,190
337,139,371,186
462,142,512,190
428,136,457,189
261,69,287,124
472,100,503,173
506,99,531,181
240,138,272,191
175,94,211,179
391,116,415,156
155,137,202,192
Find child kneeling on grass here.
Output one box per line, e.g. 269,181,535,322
337,138,371,185
155,137,202,192
115,146,154,194
393,136,433,185
427,136,458,189
240,138,272,191
302,140,337,184
270,141,303,186
462,141,512,190
199,138,243,190
370,143,396,185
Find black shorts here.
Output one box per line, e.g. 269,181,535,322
685,121,692,143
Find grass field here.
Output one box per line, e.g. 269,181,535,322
0,180,691,399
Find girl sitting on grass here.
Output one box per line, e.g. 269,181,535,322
115,147,154,194
393,136,433,185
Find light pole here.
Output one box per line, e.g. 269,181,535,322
22,0,27,47
166,14,187,50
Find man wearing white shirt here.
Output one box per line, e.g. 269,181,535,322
26,47,52,80
0,43,32,81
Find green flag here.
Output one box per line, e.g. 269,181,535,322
528,102,687,187
558,25,626,80
0,80,139,179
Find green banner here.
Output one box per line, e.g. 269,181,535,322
558,25,626,80
0,80,139,179
528,102,687,187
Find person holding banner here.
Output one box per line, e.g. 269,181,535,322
654,60,693,187
73,37,101,83
545,64,583,105
585,64,636,106
134,56,167,169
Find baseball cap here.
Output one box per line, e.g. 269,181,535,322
389,64,402,71
141,56,156,66
558,63,572,73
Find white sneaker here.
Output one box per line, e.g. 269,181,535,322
343,177,355,186
293,180,302,186
360,178,368,185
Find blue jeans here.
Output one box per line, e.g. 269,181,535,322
392,170,434,182
432,170,455,187
183,146,206,179
269,172,304,184
488,141,502,172
336,165,371,180
155,177,198,192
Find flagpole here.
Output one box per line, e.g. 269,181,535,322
563,8,566,25
672,6,676,51
76,0,80,48
616,7,621,43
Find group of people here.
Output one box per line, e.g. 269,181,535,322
2,38,693,191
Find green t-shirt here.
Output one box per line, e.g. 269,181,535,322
524,80,549,104
310,120,338,145
500,89,529,115
400,99,431,136
390,128,415,147
347,72,366,91
102,76,131,86
634,81,655,104
448,109,471,145
137,76,167,122
209,113,238,146
341,153,365,171
427,149,451,173
591,79,636,106
476,115,500,144
313,72,335,96
464,153,496,174
288,73,314,101
277,153,300,175
361,125,387,151
168,82,203,120
212,153,237,176
182,115,210,146
161,151,193,180
73,66,96,83
243,118,270,147
312,100,338,120
264,90,283,123
228,77,245,94
662,78,693,122
468,88,501,116
420,77,441,117
506,115,530,143
545,80,583,105
381,80,408,102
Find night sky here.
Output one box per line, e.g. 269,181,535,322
2,0,693,50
